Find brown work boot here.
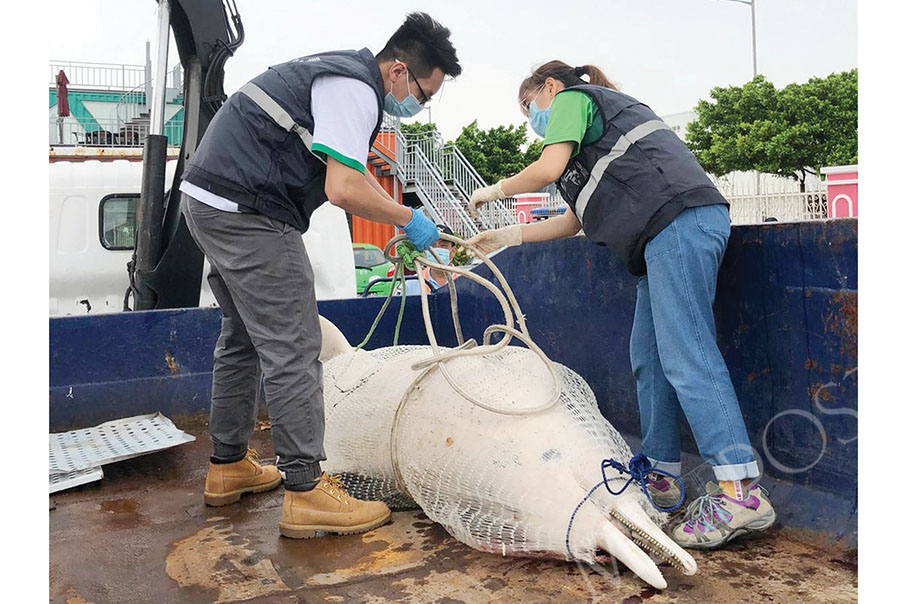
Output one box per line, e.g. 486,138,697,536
204,448,282,506
279,473,391,539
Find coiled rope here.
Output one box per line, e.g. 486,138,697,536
363,233,562,416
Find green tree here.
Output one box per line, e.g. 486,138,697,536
686,70,857,190
525,138,544,164
454,120,540,184
399,121,439,156
399,121,439,138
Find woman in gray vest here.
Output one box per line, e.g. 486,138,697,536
180,12,460,540
467,60,775,550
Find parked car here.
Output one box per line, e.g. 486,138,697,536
354,243,394,296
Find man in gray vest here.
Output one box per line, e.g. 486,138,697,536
180,12,461,539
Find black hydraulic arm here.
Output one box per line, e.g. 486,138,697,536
128,0,244,310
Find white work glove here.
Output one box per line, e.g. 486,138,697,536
465,224,523,256
468,181,506,219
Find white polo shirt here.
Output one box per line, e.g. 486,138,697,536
180,74,379,211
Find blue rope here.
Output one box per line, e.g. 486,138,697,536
601,453,685,512
564,453,685,561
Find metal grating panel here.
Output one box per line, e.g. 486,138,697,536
49,412,196,474
49,466,104,494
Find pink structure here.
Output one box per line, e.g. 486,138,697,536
513,193,549,224
820,164,858,219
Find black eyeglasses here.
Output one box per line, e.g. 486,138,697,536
520,85,545,117
410,74,430,106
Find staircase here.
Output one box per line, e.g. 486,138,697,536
122,111,151,146
370,115,517,237
113,65,183,147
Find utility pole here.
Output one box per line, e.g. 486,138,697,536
720,0,759,193
750,0,757,79
721,0,757,79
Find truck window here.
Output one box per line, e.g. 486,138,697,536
99,194,139,250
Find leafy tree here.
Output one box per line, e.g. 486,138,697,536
687,70,857,190
525,138,544,164
455,120,540,184
399,121,439,138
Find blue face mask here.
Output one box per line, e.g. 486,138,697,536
384,64,425,118
430,247,451,265
529,100,550,137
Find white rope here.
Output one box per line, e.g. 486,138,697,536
382,233,562,416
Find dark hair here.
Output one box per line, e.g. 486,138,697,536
377,12,462,78
518,60,617,103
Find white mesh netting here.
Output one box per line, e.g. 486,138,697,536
322,343,665,563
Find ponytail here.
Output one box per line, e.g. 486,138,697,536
519,60,618,103
574,64,617,90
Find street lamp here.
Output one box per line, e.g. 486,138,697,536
718,0,760,193
720,0,757,80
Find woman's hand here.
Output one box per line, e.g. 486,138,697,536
468,181,506,219
465,224,523,255
467,143,573,221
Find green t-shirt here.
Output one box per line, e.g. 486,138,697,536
542,90,604,157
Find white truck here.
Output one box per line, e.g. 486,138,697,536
49,155,356,316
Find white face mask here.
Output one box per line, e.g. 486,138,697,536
430,247,451,265
384,63,425,118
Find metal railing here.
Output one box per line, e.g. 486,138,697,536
50,115,183,147
49,61,147,91
726,191,828,225
395,133,481,238
114,65,182,125
415,130,517,230
379,116,516,233
710,171,825,197
115,85,149,129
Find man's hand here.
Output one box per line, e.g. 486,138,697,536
402,209,440,251
468,181,506,219
465,224,523,255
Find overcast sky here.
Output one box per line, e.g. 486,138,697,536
50,0,857,141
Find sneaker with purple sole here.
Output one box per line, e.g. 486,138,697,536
672,481,776,549
648,475,684,510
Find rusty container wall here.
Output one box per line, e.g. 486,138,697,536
49,296,438,430
48,219,857,541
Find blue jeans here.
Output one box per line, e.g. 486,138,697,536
630,203,759,482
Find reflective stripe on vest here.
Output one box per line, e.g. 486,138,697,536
238,82,326,165
574,120,674,222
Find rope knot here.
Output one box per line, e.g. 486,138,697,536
601,453,685,513
394,240,423,272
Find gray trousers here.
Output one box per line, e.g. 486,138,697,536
182,194,324,487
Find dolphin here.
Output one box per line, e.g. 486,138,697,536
317,316,697,589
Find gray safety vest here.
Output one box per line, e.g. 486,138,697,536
556,85,727,276
182,48,385,233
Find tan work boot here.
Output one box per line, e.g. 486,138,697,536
279,473,391,539
204,448,282,506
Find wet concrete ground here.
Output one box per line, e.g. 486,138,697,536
50,419,857,604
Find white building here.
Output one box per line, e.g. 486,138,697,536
661,110,697,143
49,54,184,149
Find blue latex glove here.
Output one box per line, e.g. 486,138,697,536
402,208,440,252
